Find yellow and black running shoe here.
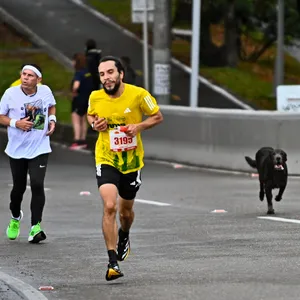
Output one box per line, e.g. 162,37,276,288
105,262,124,281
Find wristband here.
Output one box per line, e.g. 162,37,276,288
49,115,57,123
9,119,17,128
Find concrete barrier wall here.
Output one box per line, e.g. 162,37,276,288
141,106,300,175
53,105,300,175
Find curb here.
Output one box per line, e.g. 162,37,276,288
0,271,48,300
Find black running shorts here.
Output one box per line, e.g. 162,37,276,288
96,164,142,200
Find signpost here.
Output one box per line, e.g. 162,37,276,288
277,85,300,112
131,0,154,90
152,0,171,104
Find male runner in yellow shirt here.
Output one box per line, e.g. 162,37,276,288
87,56,163,281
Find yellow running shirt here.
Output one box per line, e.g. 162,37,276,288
10,79,22,87
87,84,160,174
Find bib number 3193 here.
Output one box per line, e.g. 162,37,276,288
109,130,137,152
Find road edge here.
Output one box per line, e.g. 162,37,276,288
0,271,48,300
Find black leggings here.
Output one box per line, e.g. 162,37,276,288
9,153,49,226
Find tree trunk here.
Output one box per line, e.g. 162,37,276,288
200,10,227,67
172,0,192,26
224,0,239,67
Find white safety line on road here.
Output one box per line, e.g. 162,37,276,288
0,271,48,300
135,199,171,206
258,216,300,224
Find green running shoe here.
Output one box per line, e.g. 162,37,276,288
28,222,46,243
6,210,23,240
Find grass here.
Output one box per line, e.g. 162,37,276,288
0,23,73,123
87,0,300,109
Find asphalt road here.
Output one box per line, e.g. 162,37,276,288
1,130,300,300
0,0,250,109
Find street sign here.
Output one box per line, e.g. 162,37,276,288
154,64,170,95
131,0,154,23
276,85,300,112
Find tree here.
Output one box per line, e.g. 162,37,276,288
172,0,300,66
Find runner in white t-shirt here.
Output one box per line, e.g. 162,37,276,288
0,64,57,244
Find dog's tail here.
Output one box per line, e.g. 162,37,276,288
245,156,257,168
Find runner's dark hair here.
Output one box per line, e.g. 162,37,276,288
99,56,125,74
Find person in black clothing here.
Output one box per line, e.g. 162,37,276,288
70,53,94,150
120,56,136,85
85,39,102,91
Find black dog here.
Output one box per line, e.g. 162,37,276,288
245,147,288,214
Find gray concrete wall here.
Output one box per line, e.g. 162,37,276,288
54,106,300,175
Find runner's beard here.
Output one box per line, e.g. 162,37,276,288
103,77,121,95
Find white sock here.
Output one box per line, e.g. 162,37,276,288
12,216,21,221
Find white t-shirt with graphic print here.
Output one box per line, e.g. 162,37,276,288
0,85,56,159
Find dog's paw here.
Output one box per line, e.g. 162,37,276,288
275,195,282,202
259,191,264,201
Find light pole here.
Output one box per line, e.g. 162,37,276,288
190,0,201,108
274,0,284,95
152,0,171,104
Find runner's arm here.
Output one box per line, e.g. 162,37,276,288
125,110,163,137
72,80,80,97
138,90,163,131
0,114,12,127
48,105,56,119
87,114,96,127
0,114,33,130
87,114,107,131
137,110,163,131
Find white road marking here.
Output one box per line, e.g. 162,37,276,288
0,271,49,300
258,216,300,224
135,199,171,206
211,209,227,213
